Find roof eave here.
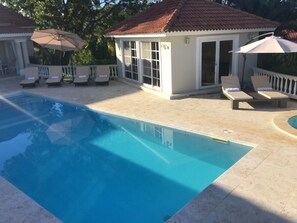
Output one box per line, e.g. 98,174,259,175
0,32,34,38
104,32,167,38
165,27,277,36
104,27,276,39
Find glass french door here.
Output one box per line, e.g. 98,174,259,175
200,39,233,87
123,41,138,81
141,42,160,88
201,42,216,86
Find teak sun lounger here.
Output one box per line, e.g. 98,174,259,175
221,76,253,109
46,66,63,86
20,67,39,88
251,76,289,108
95,65,110,85
73,67,90,86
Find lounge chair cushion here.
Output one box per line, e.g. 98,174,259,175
251,76,289,99
256,87,273,91
225,87,240,92
95,65,110,84
258,90,289,99
73,74,89,85
223,90,253,101
19,67,39,87
20,79,35,84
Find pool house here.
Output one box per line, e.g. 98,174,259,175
0,4,35,76
104,0,278,99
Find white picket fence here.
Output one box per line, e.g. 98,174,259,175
253,67,297,100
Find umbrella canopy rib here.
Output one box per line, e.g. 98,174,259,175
31,29,84,51
232,36,297,54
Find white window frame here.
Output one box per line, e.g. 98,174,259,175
120,39,162,90
121,40,140,83
140,41,161,90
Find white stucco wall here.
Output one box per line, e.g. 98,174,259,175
113,31,269,97
115,39,123,78
163,36,197,94
160,42,172,95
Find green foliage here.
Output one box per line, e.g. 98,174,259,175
258,53,297,76
71,49,96,65
270,65,297,76
217,0,297,22
0,0,153,65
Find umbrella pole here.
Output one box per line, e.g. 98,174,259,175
60,51,63,65
241,53,246,88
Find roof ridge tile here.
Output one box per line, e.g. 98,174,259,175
162,0,187,32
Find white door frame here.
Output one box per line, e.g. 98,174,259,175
139,41,161,91
121,40,140,83
196,35,239,89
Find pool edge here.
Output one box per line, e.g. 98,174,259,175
0,176,62,223
273,111,297,139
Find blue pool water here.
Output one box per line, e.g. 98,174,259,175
0,93,252,223
288,116,297,129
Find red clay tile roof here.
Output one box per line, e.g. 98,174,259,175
279,30,297,43
105,0,279,35
0,4,35,34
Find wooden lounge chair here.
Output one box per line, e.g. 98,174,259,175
95,65,110,85
221,76,253,109
46,66,63,86
20,67,39,88
251,75,289,108
73,66,90,86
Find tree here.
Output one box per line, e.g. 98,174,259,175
0,0,153,65
216,0,297,22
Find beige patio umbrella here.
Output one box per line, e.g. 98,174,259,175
231,34,297,85
46,113,95,145
233,35,297,54
31,29,84,51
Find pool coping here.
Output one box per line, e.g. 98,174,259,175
273,111,297,139
0,177,62,223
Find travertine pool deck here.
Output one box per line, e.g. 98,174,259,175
0,76,297,223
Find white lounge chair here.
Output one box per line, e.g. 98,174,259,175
251,75,288,108
73,67,90,86
46,66,63,86
221,76,253,109
95,65,110,85
20,67,39,88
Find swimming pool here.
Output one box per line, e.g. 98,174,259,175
0,93,252,223
288,115,297,129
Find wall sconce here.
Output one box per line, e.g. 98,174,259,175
185,36,190,45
